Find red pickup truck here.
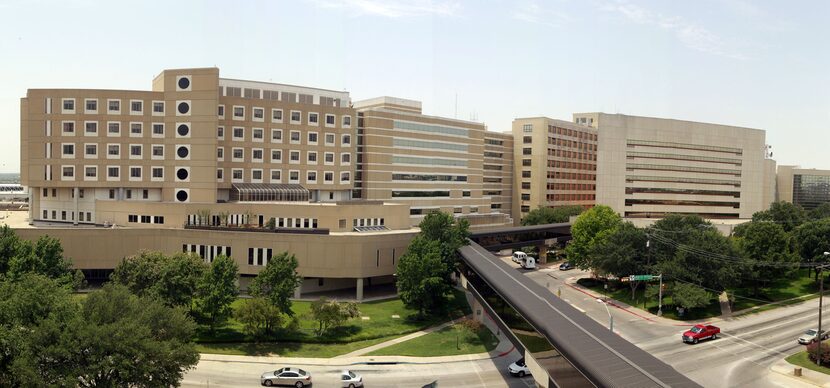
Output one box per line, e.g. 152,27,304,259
682,324,720,344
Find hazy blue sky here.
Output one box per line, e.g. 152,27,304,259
1,0,828,173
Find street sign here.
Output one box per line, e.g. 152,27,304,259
631,275,654,281
620,277,630,282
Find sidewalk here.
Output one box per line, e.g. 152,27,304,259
770,358,830,387
564,276,723,326
337,316,469,357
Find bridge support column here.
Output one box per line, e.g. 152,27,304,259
293,282,302,299
537,244,547,264
356,278,364,301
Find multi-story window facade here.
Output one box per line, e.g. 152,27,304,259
354,96,512,227
577,113,775,219
483,132,514,222
777,166,830,210
512,117,597,221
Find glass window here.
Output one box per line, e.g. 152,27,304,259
108,100,120,111
271,129,282,142
233,106,244,117
108,122,120,135
325,114,335,125
290,111,301,122
308,113,318,124
271,149,282,162
153,101,164,113
152,123,164,136
85,122,97,134
130,100,143,112
272,109,283,121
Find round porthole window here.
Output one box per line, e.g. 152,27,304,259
177,124,190,136
177,146,189,158
178,77,190,89
177,102,190,114
176,190,188,202
176,168,189,180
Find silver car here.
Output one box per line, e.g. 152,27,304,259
798,329,829,345
261,367,312,387
341,369,363,388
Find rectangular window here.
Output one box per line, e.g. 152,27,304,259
107,166,119,178
62,143,75,157
233,127,244,140
62,121,75,135
232,148,244,161
130,167,142,178
289,170,299,183
84,144,97,157
108,122,120,136
107,99,120,113
152,145,164,158
152,123,164,136
289,150,300,163
307,151,317,164
324,152,334,164
341,153,351,165
233,106,244,118
271,149,282,162
130,144,142,158
62,166,74,178
252,128,264,141
343,116,351,127
152,101,164,114
85,99,97,112
85,166,96,178
325,114,335,126
307,171,317,183
217,168,224,180
84,121,98,135
271,129,282,143
324,171,333,182
217,126,224,139
308,132,318,144
253,107,264,120
128,215,137,222
340,172,350,183
252,148,263,161
141,215,151,223
152,167,163,179
270,169,281,182
232,169,243,180
130,122,142,136
252,169,263,180
107,144,120,157
218,105,224,117
217,147,224,160
108,189,115,199
272,109,283,122
308,112,318,125
290,110,301,123
325,133,335,145
130,100,143,113
62,98,75,112
342,134,351,146
290,131,300,143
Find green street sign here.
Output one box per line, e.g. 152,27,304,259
631,275,654,281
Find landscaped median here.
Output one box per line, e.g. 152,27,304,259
195,289,473,358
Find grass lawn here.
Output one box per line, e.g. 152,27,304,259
730,271,819,312
195,336,392,358
195,289,471,356
577,278,722,321
786,349,830,375
366,323,499,357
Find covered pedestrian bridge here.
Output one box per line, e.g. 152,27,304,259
459,223,699,388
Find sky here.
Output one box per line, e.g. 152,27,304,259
0,0,829,173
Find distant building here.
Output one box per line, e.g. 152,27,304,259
777,166,830,210
573,113,776,219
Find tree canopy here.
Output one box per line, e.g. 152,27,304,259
309,297,360,336
111,251,207,307
565,205,622,270
0,226,84,289
752,201,806,232
396,237,450,316
197,255,239,330
733,221,799,292
521,205,584,226
248,251,302,316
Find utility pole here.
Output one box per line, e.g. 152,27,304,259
657,274,663,317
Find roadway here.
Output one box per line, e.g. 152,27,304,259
182,354,536,388
524,264,823,388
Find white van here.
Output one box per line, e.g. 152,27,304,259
521,256,537,269
512,251,527,263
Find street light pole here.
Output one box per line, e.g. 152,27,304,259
597,298,613,333
657,274,663,317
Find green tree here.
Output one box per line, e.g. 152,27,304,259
565,205,622,270
752,201,806,232
111,251,207,308
416,212,470,279
671,282,712,310
588,222,648,299
793,219,830,280
809,203,830,220
396,238,450,316
649,215,743,292
521,205,584,226
5,233,84,289
234,297,283,339
309,297,361,336
197,255,239,331
733,221,799,294
248,251,302,316
0,225,20,274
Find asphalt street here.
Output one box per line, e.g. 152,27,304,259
525,264,824,388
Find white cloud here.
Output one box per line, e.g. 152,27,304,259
511,2,573,27
600,0,747,60
309,0,460,18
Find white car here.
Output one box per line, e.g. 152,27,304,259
508,357,531,377
260,367,311,387
341,369,363,388
798,329,829,345
512,251,527,263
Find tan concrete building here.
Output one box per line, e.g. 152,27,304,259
777,165,830,210
18,68,515,297
483,131,514,222
354,97,512,227
574,113,775,219
512,117,598,222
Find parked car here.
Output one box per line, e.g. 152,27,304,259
559,262,573,270
798,329,829,344
341,370,363,388
681,324,720,344
261,367,312,387
512,251,527,263
508,357,531,377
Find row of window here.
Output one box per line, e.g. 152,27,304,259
217,126,351,146
52,121,190,138
548,125,598,141
547,149,597,161
546,160,598,171
546,183,597,191
219,168,351,184
55,98,189,117
218,147,351,165
183,244,231,263
55,165,166,182
127,214,165,224
41,209,93,222
55,143,188,161
545,171,597,181
219,105,351,128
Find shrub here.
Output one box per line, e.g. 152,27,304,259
807,341,830,365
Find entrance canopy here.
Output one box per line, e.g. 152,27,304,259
230,183,309,202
